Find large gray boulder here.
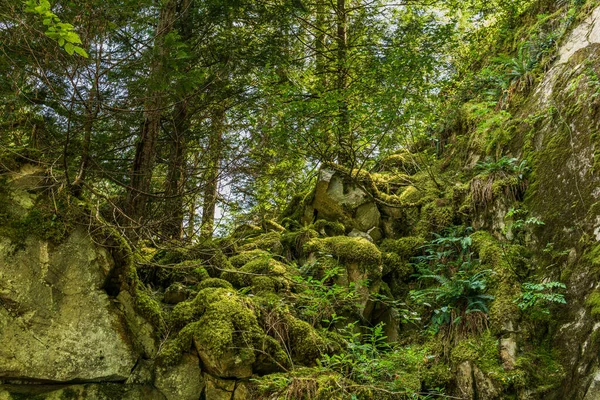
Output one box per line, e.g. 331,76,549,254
0,229,138,382
0,166,141,383
304,169,381,239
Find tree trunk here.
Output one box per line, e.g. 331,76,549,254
127,0,176,224
163,100,187,239
336,0,352,167
200,106,225,238
162,0,193,239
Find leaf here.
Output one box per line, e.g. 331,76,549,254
73,46,89,58
64,42,75,55
58,38,65,46
43,18,52,25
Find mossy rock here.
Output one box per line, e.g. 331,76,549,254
162,288,289,376
229,249,271,268
380,236,424,259
586,290,600,319
239,232,284,255
281,227,319,260
304,236,381,266
197,277,233,291
312,219,346,236
221,256,296,294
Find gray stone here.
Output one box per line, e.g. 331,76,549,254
0,230,138,382
354,202,381,232
0,384,166,399
154,353,204,400
194,341,252,379
455,362,500,400
204,374,236,400
500,337,517,370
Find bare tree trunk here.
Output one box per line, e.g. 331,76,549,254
162,0,193,239
336,0,352,167
200,106,225,238
163,100,187,239
186,152,200,239
127,0,176,223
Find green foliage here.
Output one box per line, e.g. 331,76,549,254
24,0,88,57
410,227,494,335
318,323,447,398
516,281,566,319
503,207,544,242
293,261,360,327
475,156,528,177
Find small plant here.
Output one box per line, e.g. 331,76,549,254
471,157,528,210
516,281,566,319
475,156,528,177
503,207,544,243
318,323,447,398
494,42,537,92
293,260,359,327
410,226,494,337
412,268,494,335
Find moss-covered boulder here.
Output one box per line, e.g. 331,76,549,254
304,236,383,318
303,169,381,237
165,288,289,379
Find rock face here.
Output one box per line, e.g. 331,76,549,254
305,169,382,240
0,167,140,383
0,230,138,382
154,354,204,400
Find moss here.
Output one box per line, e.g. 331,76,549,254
189,288,290,370
450,331,499,370
312,220,345,236
194,266,210,281
380,236,424,258
239,232,284,255
157,321,196,366
304,236,381,265
134,284,165,331
515,348,565,391
586,290,600,318
416,200,456,236
231,223,263,239
251,276,277,294
197,277,233,291
471,231,521,330
0,192,73,247
284,314,329,364
322,162,424,209
379,149,417,174
279,190,312,223
222,256,295,293
252,367,365,400
139,260,209,288
379,235,424,278
170,287,218,328
230,249,271,268
281,227,319,260
381,252,412,277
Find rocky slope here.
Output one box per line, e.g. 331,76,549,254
1,2,600,399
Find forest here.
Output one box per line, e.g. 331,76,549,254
1,0,600,399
